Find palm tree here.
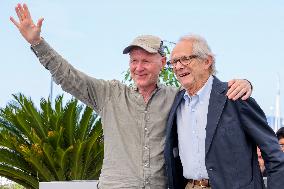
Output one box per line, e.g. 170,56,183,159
0,94,103,189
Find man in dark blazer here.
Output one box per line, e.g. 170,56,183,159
164,34,284,189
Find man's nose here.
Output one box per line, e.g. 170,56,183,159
135,62,145,71
174,60,184,70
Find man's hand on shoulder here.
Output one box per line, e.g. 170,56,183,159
226,79,252,101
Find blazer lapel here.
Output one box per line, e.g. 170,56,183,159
167,89,186,134
166,89,185,140
205,77,227,156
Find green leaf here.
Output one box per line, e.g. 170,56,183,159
0,94,104,188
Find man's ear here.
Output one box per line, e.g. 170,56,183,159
161,56,167,68
204,55,213,70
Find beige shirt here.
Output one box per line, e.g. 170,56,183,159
32,40,178,189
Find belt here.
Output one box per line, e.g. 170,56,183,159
187,179,210,187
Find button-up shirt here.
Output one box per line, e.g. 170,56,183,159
31,40,178,189
177,76,213,180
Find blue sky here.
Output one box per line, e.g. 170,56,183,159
1,0,284,117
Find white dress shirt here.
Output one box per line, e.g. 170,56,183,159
177,75,213,179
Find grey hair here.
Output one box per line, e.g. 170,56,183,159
178,34,217,75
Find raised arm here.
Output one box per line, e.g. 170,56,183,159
10,3,118,114
10,3,43,45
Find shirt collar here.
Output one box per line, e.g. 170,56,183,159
131,80,162,92
183,75,213,101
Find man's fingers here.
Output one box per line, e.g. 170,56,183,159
37,18,44,28
227,79,236,87
15,6,23,21
228,82,252,100
227,87,240,99
232,88,247,101
241,93,250,101
10,16,19,28
226,79,237,96
17,4,26,20
228,83,245,99
241,87,252,100
226,87,233,96
226,82,239,96
23,3,32,20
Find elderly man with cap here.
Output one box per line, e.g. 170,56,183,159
10,4,252,189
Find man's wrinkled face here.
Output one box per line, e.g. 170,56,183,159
171,40,211,93
129,48,165,89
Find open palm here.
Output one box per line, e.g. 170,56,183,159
10,3,43,45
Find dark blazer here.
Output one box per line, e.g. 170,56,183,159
164,77,284,189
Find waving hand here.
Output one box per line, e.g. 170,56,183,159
10,3,44,45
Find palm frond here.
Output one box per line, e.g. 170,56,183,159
0,94,104,189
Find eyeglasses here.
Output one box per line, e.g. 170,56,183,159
168,55,199,69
